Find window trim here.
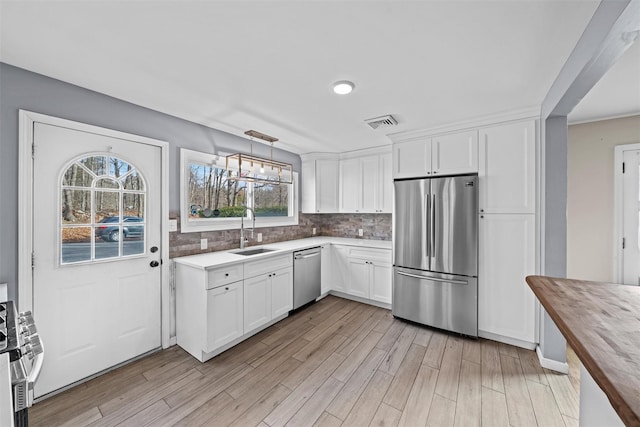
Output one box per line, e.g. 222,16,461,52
180,148,298,233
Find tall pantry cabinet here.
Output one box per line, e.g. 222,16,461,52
391,119,538,349
478,120,537,347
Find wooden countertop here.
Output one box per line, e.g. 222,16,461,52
526,276,640,427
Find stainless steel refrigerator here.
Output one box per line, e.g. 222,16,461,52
393,175,478,336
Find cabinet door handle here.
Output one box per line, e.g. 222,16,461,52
225,273,229,277
225,287,229,291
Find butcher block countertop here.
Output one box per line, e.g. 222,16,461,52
526,275,640,427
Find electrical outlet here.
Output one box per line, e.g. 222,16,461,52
200,238,207,250
257,233,263,242
312,227,316,235
358,229,363,237
168,219,178,232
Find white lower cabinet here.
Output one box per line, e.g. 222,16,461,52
176,254,293,362
244,267,293,332
333,245,392,305
370,261,392,304
346,257,370,298
331,245,349,293
320,245,333,295
243,275,271,333
207,281,244,351
175,242,393,363
478,213,536,344
270,268,293,318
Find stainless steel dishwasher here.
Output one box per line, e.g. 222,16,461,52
293,247,321,309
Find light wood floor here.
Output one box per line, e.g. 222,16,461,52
30,296,581,427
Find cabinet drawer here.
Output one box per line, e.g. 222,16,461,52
207,263,243,289
244,253,293,278
345,247,391,262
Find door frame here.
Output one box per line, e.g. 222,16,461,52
613,142,640,283
18,110,172,348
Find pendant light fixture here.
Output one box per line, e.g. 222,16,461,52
226,130,293,185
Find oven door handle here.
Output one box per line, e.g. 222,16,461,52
27,347,44,385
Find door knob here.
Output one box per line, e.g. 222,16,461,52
150,260,160,268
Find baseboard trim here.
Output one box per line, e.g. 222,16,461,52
328,291,391,310
536,345,569,374
478,330,536,350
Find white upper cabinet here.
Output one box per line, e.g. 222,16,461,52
379,152,393,213
479,120,536,214
432,130,478,176
301,156,339,213
393,138,432,179
339,150,392,214
361,155,379,212
393,130,478,179
339,158,362,212
316,160,339,213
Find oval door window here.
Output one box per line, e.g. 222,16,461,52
60,155,146,264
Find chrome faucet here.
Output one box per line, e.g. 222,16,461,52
239,206,256,249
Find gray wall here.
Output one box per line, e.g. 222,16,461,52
0,62,301,303
540,116,568,363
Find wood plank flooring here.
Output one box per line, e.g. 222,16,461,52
30,296,580,427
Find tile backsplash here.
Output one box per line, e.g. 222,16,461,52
169,212,392,258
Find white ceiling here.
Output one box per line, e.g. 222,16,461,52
568,39,640,124
0,1,616,155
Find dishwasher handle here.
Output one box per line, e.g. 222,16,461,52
294,252,320,260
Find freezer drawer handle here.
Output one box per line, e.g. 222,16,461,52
396,271,468,286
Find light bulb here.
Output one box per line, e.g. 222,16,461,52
333,81,354,95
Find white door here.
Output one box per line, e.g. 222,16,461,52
623,150,640,285
32,122,162,397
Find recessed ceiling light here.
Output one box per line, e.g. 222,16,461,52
333,81,355,95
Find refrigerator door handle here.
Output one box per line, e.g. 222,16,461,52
431,193,436,263
425,195,431,260
396,271,468,285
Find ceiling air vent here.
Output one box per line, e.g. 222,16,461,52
365,115,398,130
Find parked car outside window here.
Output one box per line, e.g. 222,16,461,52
95,216,144,242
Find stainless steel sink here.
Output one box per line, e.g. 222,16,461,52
233,247,276,256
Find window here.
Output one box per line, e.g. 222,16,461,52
60,155,146,264
180,148,298,232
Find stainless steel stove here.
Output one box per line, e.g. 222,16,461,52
0,301,44,426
